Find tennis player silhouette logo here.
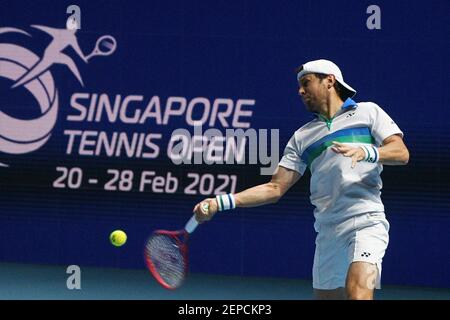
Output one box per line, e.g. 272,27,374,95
0,23,117,167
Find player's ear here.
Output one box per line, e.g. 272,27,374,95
326,75,335,89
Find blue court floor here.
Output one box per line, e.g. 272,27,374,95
0,262,449,300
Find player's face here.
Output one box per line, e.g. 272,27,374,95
298,74,328,113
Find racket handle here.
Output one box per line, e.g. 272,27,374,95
185,215,199,234
85,53,95,61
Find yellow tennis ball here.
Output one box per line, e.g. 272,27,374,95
110,230,127,247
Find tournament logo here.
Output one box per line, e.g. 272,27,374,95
0,24,116,167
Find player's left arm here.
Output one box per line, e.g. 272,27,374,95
332,133,409,167
333,104,409,167
377,133,409,165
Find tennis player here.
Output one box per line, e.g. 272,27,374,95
12,22,87,89
193,59,410,300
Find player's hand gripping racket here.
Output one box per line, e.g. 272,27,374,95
144,203,208,290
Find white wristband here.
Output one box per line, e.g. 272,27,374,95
361,145,379,163
216,194,236,212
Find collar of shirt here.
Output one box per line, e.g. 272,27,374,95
312,97,358,119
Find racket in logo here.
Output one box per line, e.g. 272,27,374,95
86,35,117,60
0,25,117,167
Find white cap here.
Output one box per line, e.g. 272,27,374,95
297,59,356,98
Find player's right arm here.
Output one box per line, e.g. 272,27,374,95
193,166,301,222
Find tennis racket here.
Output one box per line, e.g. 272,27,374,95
86,35,117,61
144,203,208,290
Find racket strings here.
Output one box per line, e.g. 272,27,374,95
146,234,185,288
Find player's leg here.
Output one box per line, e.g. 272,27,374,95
312,224,349,299
345,261,377,300
346,213,389,300
314,288,346,300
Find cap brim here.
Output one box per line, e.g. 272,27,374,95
338,80,356,98
297,69,357,98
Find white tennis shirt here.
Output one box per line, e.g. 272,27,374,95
278,98,403,229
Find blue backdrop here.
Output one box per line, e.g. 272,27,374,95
0,0,448,288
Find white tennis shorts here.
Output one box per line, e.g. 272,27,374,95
312,212,389,290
